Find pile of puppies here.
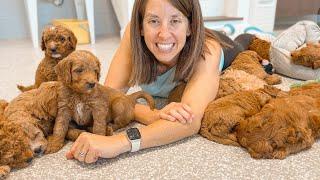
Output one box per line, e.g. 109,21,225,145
0,26,154,178
201,83,320,159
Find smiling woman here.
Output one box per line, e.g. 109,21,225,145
66,0,225,164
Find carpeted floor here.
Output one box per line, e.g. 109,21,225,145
1,38,320,180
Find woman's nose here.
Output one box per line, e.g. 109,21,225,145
158,22,171,39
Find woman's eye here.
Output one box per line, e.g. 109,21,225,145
171,19,181,24
148,19,159,25
74,68,83,73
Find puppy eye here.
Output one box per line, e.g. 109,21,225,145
74,68,83,73
59,36,65,42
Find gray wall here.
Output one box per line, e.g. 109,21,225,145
0,0,119,39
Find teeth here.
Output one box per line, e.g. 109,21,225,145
157,43,174,51
51,54,61,58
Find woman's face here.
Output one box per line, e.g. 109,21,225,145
142,0,190,67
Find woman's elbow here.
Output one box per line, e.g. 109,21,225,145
190,116,202,134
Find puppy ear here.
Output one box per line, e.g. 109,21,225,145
55,57,73,84
68,30,77,50
41,33,46,51
95,58,101,81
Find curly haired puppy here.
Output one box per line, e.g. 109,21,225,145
229,50,281,85
45,50,154,154
236,95,320,159
216,69,267,99
168,69,267,103
17,25,77,92
0,117,34,179
248,37,271,60
0,99,34,179
5,82,59,155
291,43,320,69
200,86,281,146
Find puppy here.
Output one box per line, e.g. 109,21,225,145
216,69,267,99
45,50,155,154
168,69,267,103
200,86,281,146
17,25,77,92
0,117,34,179
236,95,320,159
168,51,280,103
0,99,34,179
5,82,59,155
228,50,281,85
248,37,271,60
291,43,320,69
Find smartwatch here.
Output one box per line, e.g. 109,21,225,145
126,128,141,152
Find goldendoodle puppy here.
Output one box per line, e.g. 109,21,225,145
168,51,280,103
236,95,320,159
229,50,281,85
0,111,34,179
17,25,77,92
45,50,154,154
248,37,271,60
291,43,320,69
200,86,281,146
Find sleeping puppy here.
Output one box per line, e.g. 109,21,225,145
200,86,281,146
236,95,320,159
291,43,320,69
45,50,155,154
17,25,77,92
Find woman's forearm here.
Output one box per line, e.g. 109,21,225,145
110,115,201,157
138,114,202,149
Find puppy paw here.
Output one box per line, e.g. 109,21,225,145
45,136,64,154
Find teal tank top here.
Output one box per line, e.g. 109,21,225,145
140,49,224,98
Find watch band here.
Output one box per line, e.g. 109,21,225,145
130,139,141,152
126,128,141,152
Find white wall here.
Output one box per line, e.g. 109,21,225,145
0,0,119,40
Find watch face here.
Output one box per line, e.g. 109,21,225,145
127,128,141,140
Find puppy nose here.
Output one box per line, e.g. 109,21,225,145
27,157,33,163
34,147,43,155
87,82,95,89
50,47,57,53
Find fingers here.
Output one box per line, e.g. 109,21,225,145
76,143,90,162
169,109,186,123
160,103,194,124
66,132,86,160
159,112,176,121
85,149,99,164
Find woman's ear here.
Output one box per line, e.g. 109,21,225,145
55,57,73,84
186,24,191,37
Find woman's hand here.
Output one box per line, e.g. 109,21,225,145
65,132,130,163
158,102,194,124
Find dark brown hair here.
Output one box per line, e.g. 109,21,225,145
129,0,222,86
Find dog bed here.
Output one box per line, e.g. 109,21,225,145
270,21,320,80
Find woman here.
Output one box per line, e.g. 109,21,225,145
66,0,238,164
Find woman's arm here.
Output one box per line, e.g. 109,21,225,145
66,40,221,163
104,24,132,93
104,24,160,124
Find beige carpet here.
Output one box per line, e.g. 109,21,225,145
6,76,320,180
